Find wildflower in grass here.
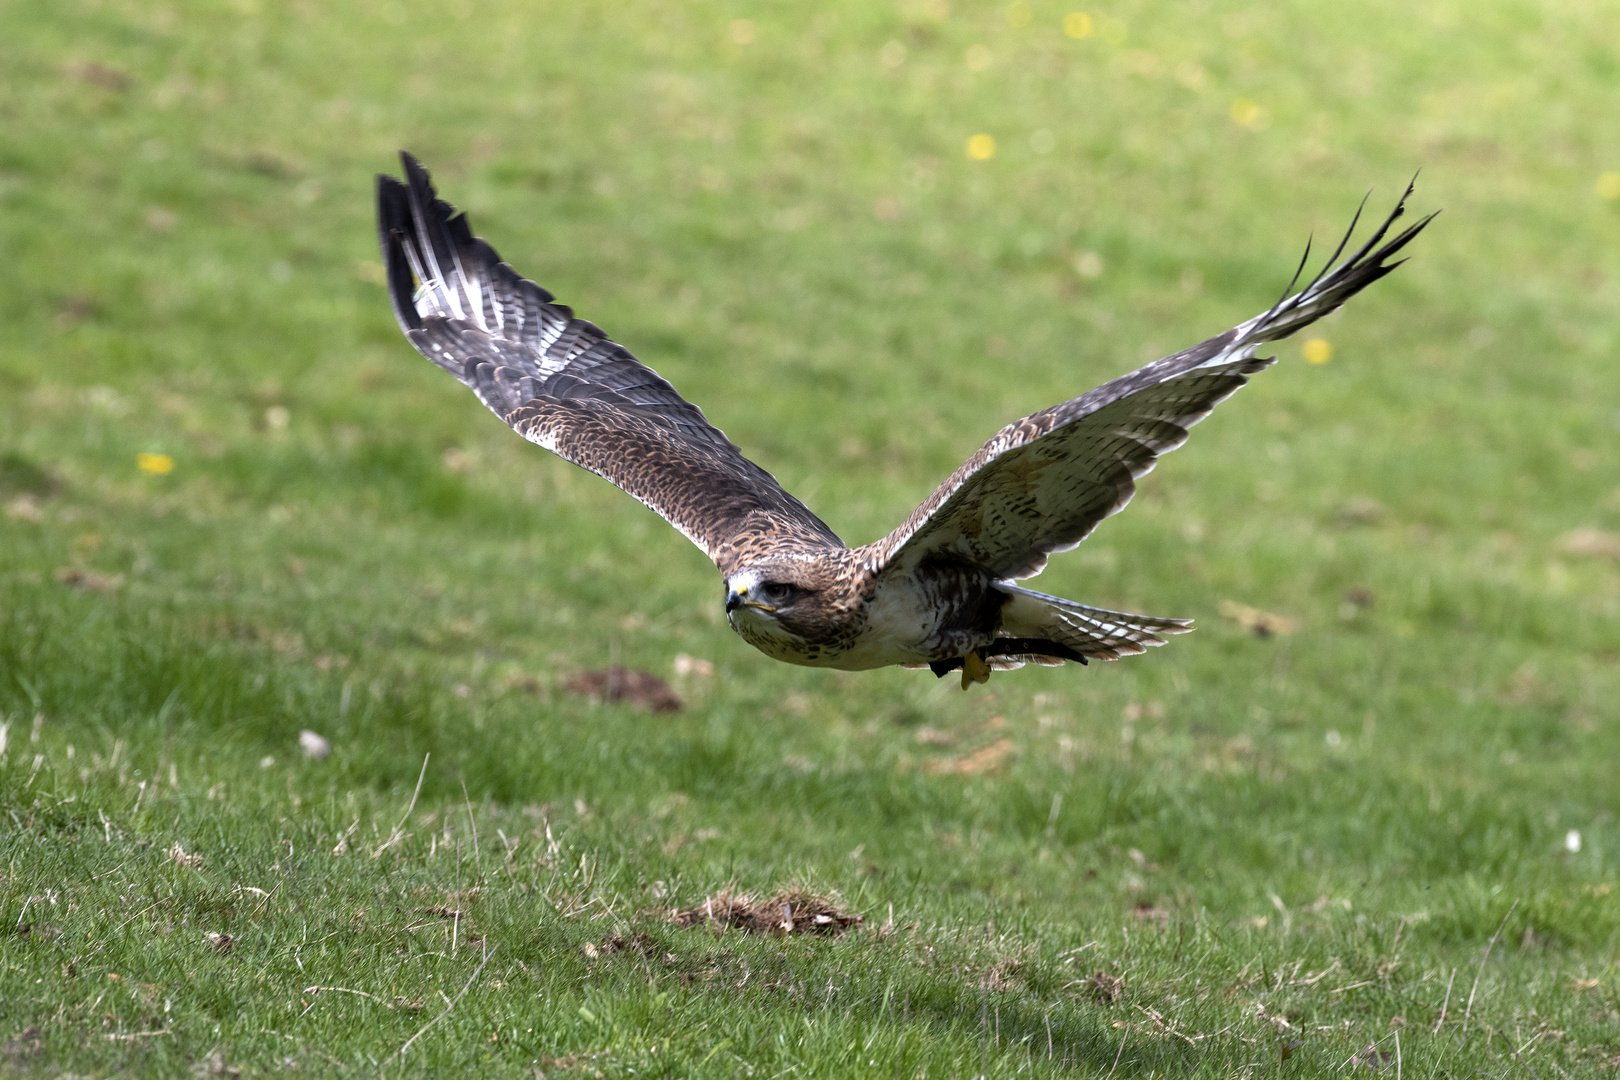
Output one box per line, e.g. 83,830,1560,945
1063,11,1093,38
1566,829,1581,853
1597,172,1620,199
299,730,331,760
1230,98,1263,128
1303,338,1333,364
965,44,992,71
136,452,174,475
966,133,996,160
1006,2,1032,27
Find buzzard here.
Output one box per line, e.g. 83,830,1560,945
378,154,1431,688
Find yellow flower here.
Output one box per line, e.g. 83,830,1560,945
1229,98,1262,128
1063,11,1093,38
1597,172,1620,200
966,133,996,161
1303,338,1333,365
137,452,175,475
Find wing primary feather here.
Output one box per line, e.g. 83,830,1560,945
400,153,465,322
1269,233,1313,315
376,175,423,331
1302,189,1371,295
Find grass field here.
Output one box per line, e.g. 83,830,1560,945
3,0,1620,1075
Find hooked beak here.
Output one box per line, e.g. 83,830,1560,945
725,585,775,614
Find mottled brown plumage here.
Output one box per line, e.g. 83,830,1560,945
378,153,1432,686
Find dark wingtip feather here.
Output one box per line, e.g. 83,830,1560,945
1246,180,1436,344
376,169,422,332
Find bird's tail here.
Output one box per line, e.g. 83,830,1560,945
1234,179,1437,349
992,583,1193,665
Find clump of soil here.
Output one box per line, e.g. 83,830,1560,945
672,889,862,936
563,667,682,713
1084,971,1125,1003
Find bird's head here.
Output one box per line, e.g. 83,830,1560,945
724,565,813,621
722,556,869,656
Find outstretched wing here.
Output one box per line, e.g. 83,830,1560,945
377,153,841,571
864,185,1435,582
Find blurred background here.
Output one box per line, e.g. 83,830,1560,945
4,0,1620,940
3,0,1620,1072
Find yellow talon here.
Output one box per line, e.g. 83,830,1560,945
960,650,992,690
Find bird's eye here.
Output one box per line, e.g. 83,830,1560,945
760,582,794,604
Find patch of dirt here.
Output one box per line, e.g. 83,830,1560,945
189,1050,242,1078
67,61,131,90
1132,901,1169,928
2,1027,42,1064
1558,527,1620,559
1218,599,1296,637
583,932,658,960
1350,1044,1392,1072
535,1054,606,1077
563,667,682,713
55,566,122,592
980,959,1024,990
672,889,862,936
923,737,1016,775
1083,971,1125,1003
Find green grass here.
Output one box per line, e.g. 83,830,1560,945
4,0,1620,1075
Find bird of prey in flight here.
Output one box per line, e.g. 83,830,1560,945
378,153,1431,688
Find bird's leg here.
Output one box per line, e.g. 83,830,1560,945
960,650,992,690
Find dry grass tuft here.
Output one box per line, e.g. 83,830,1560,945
672,889,862,936
169,843,203,867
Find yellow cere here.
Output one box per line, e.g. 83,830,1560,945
966,133,996,161
1063,12,1093,38
1597,172,1620,200
137,452,175,475
1303,338,1334,365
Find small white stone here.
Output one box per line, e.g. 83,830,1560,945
298,730,331,760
